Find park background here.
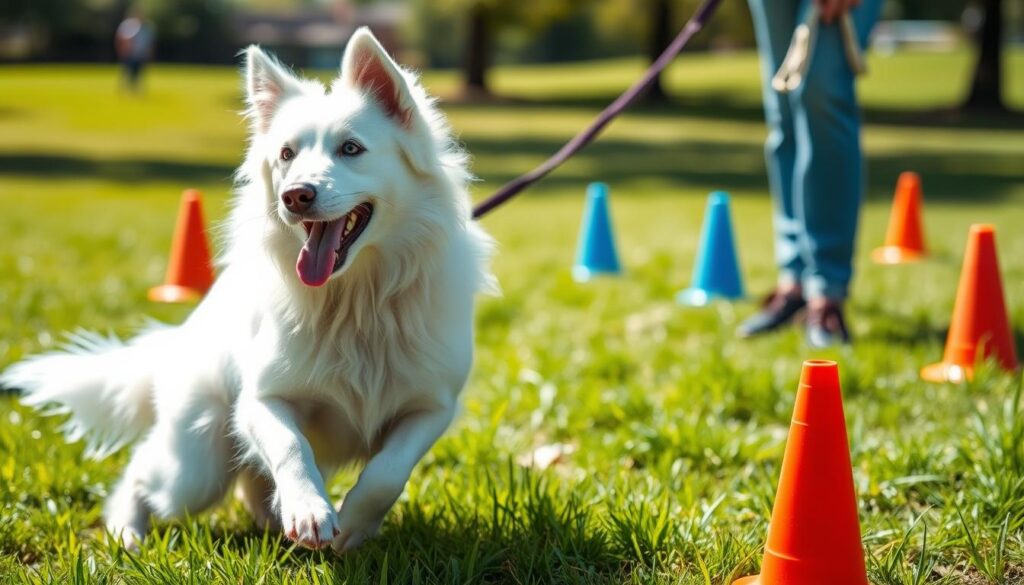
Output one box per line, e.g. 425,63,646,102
1,0,1023,583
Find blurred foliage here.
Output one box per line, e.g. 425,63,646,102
430,0,587,30
407,0,590,73
590,0,755,52
1,0,1019,67
1,0,231,63
1,0,126,61
142,0,233,63
886,0,970,20
405,0,1006,70
408,0,756,70
435,0,591,92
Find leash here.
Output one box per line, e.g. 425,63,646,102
471,0,725,219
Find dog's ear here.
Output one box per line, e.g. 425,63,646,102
341,28,416,128
244,46,301,134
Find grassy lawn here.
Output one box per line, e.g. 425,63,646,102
1,48,1023,583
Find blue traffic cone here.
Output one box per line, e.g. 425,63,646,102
677,191,744,306
573,182,622,282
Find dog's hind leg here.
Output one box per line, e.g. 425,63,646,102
105,472,154,550
105,390,235,548
235,466,280,532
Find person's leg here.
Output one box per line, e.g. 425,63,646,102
738,0,808,339
124,59,136,91
788,0,884,345
120,60,131,91
747,0,803,289
133,61,143,91
789,0,884,302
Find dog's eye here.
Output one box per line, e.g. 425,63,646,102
280,146,295,162
337,140,365,157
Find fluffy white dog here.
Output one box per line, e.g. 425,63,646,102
2,28,494,552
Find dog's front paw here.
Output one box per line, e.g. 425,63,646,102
331,481,398,553
279,491,340,550
333,526,382,553
331,510,385,553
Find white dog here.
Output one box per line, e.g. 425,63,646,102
2,28,494,552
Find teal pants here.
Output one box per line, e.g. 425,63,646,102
748,0,884,300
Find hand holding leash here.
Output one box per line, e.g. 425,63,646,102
771,3,866,95
815,0,861,23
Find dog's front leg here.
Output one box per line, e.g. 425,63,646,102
235,396,340,549
332,405,455,552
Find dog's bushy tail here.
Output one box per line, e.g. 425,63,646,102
2,324,173,459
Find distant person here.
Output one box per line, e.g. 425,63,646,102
115,8,155,93
739,0,884,347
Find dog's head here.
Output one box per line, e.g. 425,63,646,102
243,28,451,287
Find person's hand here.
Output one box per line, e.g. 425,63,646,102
814,0,861,24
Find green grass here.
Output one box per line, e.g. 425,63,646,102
1,48,1023,583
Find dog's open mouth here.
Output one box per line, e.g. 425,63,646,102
295,202,374,287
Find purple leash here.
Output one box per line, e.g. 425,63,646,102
472,0,725,219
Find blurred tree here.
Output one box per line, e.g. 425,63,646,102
885,0,1010,112
886,0,963,19
429,0,588,97
2,0,121,60
465,2,490,95
964,0,1006,111
1,0,232,63
143,0,232,63
593,0,753,103
228,0,310,9
645,0,673,101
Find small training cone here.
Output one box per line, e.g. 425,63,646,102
734,360,867,585
921,224,1018,383
148,189,215,303
573,182,621,282
872,171,926,264
677,191,744,306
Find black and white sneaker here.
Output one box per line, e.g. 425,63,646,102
806,302,852,348
737,290,807,339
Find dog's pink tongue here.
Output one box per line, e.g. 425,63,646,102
296,219,345,287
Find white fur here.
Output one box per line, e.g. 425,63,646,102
1,28,495,552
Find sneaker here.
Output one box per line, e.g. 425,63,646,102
806,302,851,348
737,289,807,338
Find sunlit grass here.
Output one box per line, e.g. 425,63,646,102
0,49,1022,583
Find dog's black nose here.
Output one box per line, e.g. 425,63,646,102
281,183,317,215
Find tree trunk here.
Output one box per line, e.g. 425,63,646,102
645,0,672,102
464,3,492,98
964,0,1005,111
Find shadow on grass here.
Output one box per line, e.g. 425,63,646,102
325,503,623,583
446,90,1024,131
142,470,632,583
0,106,24,120
854,303,948,347
0,154,235,185
855,301,1024,357
1,96,1020,205
464,136,1023,203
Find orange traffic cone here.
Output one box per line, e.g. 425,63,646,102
872,171,926,264
734,360,867,585
148,189,215,303
921,224,1018,383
